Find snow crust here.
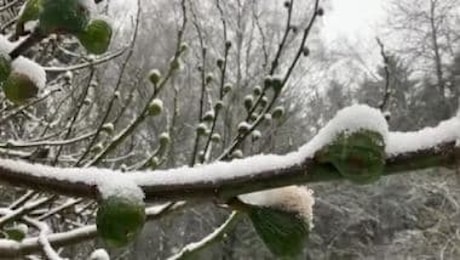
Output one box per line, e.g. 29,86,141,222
12,57,47,89
295,104,389,159
90,249,110,260
386,116,460,155
0,104,458,204
0,35,15,53
0,159,144,203
240,186,315,225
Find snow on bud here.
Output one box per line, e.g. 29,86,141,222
64,71,73,81
252,130,262,141
223,83,232,94
250,113,258,122
148,99,163,116
90,249,110,260
203,110,215,121
238,121,251,134
205,73,214,84
260,96,269,107
198,150,205,161
211,133,221,143
159,132,170,147
90,80,98,88
253,85,262,96
180,42,188,53
149,157,159,169
83,97,92,105
216,58,224,69
302,46,310,57
240,186,315,257
12,56,46,90
113,91,120,99
196,123,207,136
101,123,114,135
169,57,183,71
231,149,243,159
91,142,104,154
244,95,254,111
383,111,391,121
263,75,273,89
271,75,283,93
272,106,285,119
148,69,162,85
214,101,224,111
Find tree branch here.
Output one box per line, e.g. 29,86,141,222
0,117,458,202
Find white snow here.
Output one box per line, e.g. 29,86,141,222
12,57,47,89
0,159,144,203
78,0,96,14
0,104,458,204
240,186,315,226
90,249,110,260
386,116,460,156
0,35,15,53
295,104,389,159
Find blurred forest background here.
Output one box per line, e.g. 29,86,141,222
1,0,460,259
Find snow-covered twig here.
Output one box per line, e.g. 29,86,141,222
43,48,128,72
0,105,458,202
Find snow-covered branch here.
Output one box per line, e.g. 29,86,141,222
0,105,458,203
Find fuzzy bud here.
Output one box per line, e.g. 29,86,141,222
148,69,162,85
148,99,163,116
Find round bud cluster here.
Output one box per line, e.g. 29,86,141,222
196,123,207,135
214,101,224,111
231,149,243,159
244,95,254,111
272,106,285,119
159,132,171,146
223,84,232,94
101,123,114,135
211,133,221,143
148,99,163,116
238,121,251,134
203,110,215,121
302,46,310,57
148,69,162,85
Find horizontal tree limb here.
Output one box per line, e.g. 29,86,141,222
0,141,458,203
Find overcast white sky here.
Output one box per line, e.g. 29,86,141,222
322,0,386,43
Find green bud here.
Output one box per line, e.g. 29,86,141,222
244,95,254,111
39,0,90,34
78,19,113,55
2,72,39,104
196,123,207,136
148,99,163,116
272,106,284,119
203,110,215,121
214,101,224,111
96,196,146,247
271,76,283,93
148,69,161,85
211,133,221,143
